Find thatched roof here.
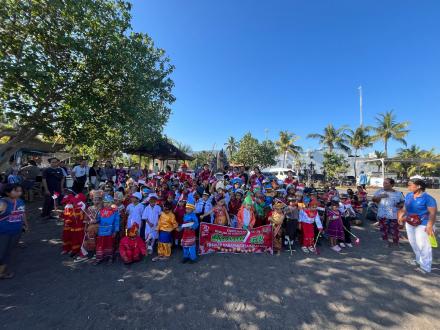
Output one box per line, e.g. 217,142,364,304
124,140,194,161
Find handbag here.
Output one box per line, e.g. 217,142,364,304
406,214,422,227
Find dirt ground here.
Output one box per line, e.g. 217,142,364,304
1,192,439,330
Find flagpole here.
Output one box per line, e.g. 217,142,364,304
358,86,363,127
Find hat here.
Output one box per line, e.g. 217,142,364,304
235,189,244,196
202,191,210,196
308,199,319,207
90,190,104,200
128,223,139,237
147,193,158,201
225,185,233,191
75,193,87,204
131,192,142,200
186,194,195,210
103,194,114,203
215,181,225,191
273,200,286,209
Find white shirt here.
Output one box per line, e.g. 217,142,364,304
374,189,405,219
299,209,323,228
72,165,89,178
142,204,162,239
126,203,145,229
243,208,251,226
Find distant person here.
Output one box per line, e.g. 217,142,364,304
373,178,404,247
88,160,101,190
71,159,89,194
129,164,143,181
41,158,65,219
399,179,437,273
359,171,368,189
19,160,41,201
102,161,116,183
115,163,127,188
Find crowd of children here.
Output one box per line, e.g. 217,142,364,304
55,164,367,266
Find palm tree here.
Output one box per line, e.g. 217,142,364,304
224,136,239,159
374,150,386,172
373,110,409,157
276,131,303,168
347,126,374,179
307,124,350,153
396,145,422,178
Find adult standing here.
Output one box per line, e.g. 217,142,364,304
372,178,405,247
88,161,101,190
359,171,368,189
399,179,437,273
102,161,116,183
19,160,40,201
129,163,143,182
115,163,127,188
41,158,65,219
71,159,89,194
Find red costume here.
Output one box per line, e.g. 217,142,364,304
61,193,86,255
119,223,146,264
228,198,242,216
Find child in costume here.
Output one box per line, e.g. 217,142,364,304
173,198,186,245
268,200,286,254
326,201,345,252
299,199,323,253
195,192,212,223
74,190,103,263
61,193,87,257
153,201,178,261
141,194,161,253
180,195,199,263
126,192,144,230
284,196,299,250
119,223,146,265
95,194,120,264
237,194,256,230
201,197,229,226
339,194,356,248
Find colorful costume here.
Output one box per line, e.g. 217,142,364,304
237,195,256,230
181,196,199,262
95,199,120,261
299,208,323,248
326,209,344,240
119,223,146,264
61,193,86,255
268,202,285,252
157,212,178,257
213,204,228,226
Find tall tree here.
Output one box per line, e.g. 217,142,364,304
347,126,374,179
224,136,239,159
0,0,175,168
373,110,409,157
232,133,277,168
307,124,350,153
275,130,303,167
322,152,349,180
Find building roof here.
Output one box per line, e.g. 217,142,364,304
124,140,194,161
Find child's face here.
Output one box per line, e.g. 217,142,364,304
235,194,242,201
149,199,157,206
332,204,338,211
131,197,138,204
167,195,174,202
164,208,171,214
93,198,102,207
185,208,192,214
245,204,252,210
218,199,225,206
8,187,23,199
202,195,208,201
103,202,112,208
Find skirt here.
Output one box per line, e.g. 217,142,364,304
326,219,344,240
95,235,115,260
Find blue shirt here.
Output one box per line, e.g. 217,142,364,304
97,208,120,236
405,192,437,226
0,198,25,235
359,174,368,185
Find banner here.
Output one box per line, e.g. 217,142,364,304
199,223,273,255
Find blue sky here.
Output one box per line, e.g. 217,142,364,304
130,0,440,154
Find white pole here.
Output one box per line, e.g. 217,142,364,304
358,86,363,127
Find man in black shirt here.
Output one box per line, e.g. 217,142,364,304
41,158,65,219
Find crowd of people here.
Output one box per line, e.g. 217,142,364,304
0,157,437,279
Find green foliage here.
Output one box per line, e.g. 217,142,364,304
276,130,303,167
373,110,409,157
322,152,349,179
0,0,174,156
224,136,239,159
232,133,277,168
307,124,350,153
190,150,213,169
388,145,440,178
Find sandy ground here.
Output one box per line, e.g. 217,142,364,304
1,195,439,330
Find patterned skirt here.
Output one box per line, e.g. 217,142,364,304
96,235,115,260
327,219,344,240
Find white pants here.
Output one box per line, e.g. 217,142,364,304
405,223,432,272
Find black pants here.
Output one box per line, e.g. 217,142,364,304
41,191,55,217
0,232,21,266
342,216,352,244
140,220,146,240
72,176,87,194
285,218,298,242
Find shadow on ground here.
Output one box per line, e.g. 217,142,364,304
0,205,439,330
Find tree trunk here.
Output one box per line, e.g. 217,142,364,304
384,139,388,158
353,152,357,182
0,128,38,171
283,151,287,168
